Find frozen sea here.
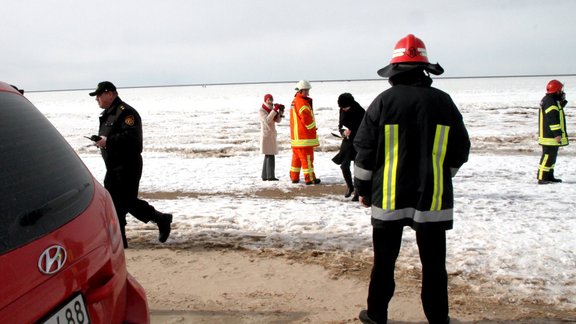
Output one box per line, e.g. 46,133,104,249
27,76,576,310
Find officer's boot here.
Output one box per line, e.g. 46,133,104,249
153,211,173,243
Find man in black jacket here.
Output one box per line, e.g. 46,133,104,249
89,81,173,248
332,93,365,200
354,35,470,324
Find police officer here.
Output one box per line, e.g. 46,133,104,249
537,79,569,184
89,81,173,248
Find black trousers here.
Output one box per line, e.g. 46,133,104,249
104,156,157,246
537,145,559,180
261,154,276,180
367,226,449,323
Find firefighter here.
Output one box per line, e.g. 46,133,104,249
354,35,470,324
89,81,173,248
537,79,569,184
290,80,321,185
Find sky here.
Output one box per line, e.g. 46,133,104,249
3,0,576,91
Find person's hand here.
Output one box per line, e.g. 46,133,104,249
359,196,370,208
555,135,562,144
96,136,107,149
343,129,351,138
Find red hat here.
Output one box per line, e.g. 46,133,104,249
264,94,273,102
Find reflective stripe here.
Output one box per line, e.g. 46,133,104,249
382,125,399,210
298,105,310,114
539,138,560,145
371,205,453,223
538,154,553,180
431,125,450,211
291,138,319,147
354,166,372,181
545,106,559,114
291,108,299,141
290,166,301,172
304,154,315,179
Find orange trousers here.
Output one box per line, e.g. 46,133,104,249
290,147,317,183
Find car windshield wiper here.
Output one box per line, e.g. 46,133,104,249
18,183,91,226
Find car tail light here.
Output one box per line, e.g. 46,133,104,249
104,194,122,253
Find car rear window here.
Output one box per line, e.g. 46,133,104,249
0,92,94,254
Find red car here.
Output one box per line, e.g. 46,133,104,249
0,82,149,323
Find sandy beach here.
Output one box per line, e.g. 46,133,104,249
125,245,576,323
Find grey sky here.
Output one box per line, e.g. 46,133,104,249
2,0,575,91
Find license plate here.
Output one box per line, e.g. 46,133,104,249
42,294,90,324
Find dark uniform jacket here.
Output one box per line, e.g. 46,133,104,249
538,94,568,147
354,82,470,231
333,102,365,164
98,97,143,172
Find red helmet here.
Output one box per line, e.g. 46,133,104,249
546,80,563,94
377,34,444,78
390,34,430,64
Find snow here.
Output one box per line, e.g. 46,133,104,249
27,76,576,309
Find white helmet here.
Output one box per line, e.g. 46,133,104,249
295,80,312,91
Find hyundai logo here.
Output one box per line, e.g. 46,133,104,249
38,245,67,275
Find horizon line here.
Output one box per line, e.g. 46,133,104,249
26,73,576,93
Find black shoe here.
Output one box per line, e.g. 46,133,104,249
305,179,321,185
550,177,562,183
538,180,552,184
358,310,381,324
345,186,354,198
429,316,451,324
155,212,173,243
351,194,359,202
269,178,279,181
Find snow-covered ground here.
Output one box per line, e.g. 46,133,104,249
27,76,576,309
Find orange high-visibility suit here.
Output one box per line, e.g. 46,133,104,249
290,92,319,183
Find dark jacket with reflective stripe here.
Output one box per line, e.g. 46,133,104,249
538,94,568,146
354,83,470,231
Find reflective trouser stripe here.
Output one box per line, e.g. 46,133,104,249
538,154,553,179
431,125,450,211
382,125,399,210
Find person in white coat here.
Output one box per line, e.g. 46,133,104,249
259,94,284,180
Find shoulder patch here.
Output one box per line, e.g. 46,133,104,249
124,115,135,126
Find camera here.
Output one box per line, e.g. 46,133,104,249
274,104,285,118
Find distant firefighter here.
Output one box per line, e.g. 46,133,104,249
537,79,569,184
289,80,320,185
